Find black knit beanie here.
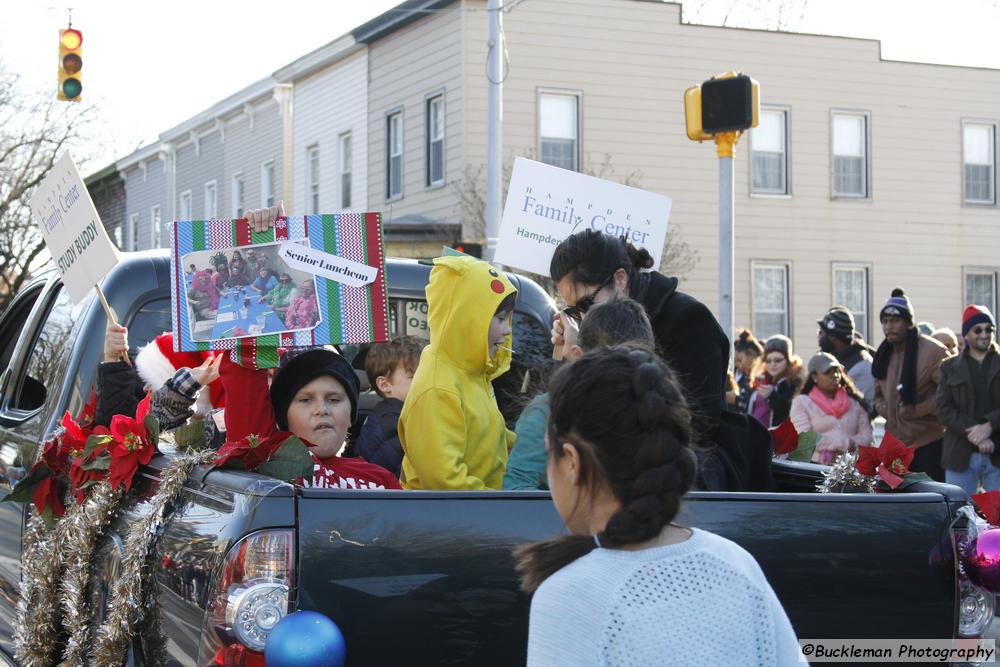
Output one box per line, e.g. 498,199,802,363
270,349,360,430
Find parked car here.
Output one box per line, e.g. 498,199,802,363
0,251,985,666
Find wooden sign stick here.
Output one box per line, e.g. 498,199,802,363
94,283,131,365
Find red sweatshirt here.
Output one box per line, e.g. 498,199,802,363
220,357,401,490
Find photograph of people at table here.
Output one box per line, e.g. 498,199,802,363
182,240,321,342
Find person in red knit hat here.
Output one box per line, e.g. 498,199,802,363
938,305,1000,493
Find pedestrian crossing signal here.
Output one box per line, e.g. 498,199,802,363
684,72,759,141
58,28,83,101
451,243,483,258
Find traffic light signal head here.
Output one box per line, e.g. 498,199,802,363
701,74,757,133
58,27,83,101
451,242,483,258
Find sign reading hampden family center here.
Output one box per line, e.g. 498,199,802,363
29,152,119,303
170,213,389,360
494,158,672,276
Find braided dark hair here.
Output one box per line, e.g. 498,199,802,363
549,229,654,286
515,345,695,592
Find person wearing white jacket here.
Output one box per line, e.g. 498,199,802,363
791,352,873,465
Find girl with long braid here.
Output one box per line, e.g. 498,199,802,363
516,345,801,666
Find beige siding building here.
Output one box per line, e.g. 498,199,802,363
360,0,1000,351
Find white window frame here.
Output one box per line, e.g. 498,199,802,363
127,213,139,251
231,173,245,218
151,205,163,248
306,145,320,214
386,109,404,200
112,223,123,250
339,132,352,209
831,263,872,341
963,267,999,315
178,190,192,221
426,92,445,187
830,110,872,200
750,106,790,196
751,260,791,338
203,180,217,219
261,161,275,208
962,120,997,206
537,89,581,172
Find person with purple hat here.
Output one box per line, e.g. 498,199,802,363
872,288,950,481
937,305,1000,493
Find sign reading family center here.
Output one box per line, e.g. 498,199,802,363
29,152,119,303
494,158,672,276
171,213,389,354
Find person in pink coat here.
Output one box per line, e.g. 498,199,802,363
790,352,873,465
284,279,319,329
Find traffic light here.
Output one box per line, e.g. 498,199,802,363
58,27,83,101
451,242,483,258
684,72,759,141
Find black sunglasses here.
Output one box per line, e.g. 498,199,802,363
562,274,614,322
972,326,996,335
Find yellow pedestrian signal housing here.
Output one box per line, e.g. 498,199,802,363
58,27,83,101
684,72,759,141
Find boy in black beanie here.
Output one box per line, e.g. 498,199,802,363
221,349,401,489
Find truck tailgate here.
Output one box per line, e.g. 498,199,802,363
296,489,955,666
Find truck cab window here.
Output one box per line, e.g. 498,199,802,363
0,285,43,376
126,298,173,351
15,287,86,412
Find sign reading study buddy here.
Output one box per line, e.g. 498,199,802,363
29,152,119,304
494,158,672,276
171,213,390,361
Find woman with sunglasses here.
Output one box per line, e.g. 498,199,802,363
748,335,804,430
549,229,729,441
260,272,299,319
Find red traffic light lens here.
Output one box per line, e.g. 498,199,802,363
61,28,82,50
62,53,82,75
61,78,82,99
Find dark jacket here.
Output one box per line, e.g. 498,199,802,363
356,398,404,478
937,345,1000,472
95,360,144,428
630,271,729,435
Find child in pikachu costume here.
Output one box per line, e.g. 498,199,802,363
398,255,518,490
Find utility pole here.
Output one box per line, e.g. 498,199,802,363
485,0,503,262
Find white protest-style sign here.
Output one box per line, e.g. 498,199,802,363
494,158,672,277
29,152,119,303
278,241,379,288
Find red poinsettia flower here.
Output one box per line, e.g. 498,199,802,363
107,394,156,492
973,491,1000,526
32,475,65,518
60,410,90,458
68,438,111,503
771,419,799,456
215,431,294,471
857,432,915,489
77,388,98,428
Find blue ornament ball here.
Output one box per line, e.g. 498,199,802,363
264,611,346,667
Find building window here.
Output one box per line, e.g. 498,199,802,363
340,132,352,209
832,112,869,198
387,111,403,199
179,190,192,221
752,261,790,339
751,108,788,195
128,213,139,251
832,264,870,341
426,94,444,186
204,181,217,219
307,145,320,214
232,173,245,218
539,92,579,171
965,269,998,315
964,122,996,205
152,205,163,248
261,161,275,207
112,224,123,249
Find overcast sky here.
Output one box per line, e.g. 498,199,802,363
2,0,997,173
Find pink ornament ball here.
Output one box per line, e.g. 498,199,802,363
967,528,1000,593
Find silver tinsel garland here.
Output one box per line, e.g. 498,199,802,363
58,482,123,667
816,451,877,494
90,449,216,666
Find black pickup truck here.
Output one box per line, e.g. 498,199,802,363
0,251,986,666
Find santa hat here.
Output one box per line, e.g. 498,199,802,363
963,305,996,337
135,333,225,416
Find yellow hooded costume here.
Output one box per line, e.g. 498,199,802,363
398,256,517,490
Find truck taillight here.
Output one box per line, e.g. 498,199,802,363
198,529,294,667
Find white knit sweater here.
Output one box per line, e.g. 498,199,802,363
526,528,804,666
